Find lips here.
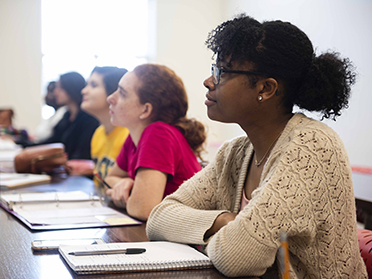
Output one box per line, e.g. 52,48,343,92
205,93,216,106
206,93,216,101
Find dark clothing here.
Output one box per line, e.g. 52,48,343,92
38,110,99,160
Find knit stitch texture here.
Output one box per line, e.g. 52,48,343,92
147,113,367,278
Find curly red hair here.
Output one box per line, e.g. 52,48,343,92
133,64,206,159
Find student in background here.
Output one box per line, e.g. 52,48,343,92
81,66,128,189
0,108,29,144
37,72,99,160
146,15,367,278
0,108,14,129
35,81,67,142
105,64,206,221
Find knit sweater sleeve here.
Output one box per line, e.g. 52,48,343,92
146,142,233,244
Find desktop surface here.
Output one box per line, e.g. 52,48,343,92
0,176,270,279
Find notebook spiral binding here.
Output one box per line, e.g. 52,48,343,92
77,259,212,274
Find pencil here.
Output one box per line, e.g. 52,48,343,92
280,231,290,279
93,172,112,189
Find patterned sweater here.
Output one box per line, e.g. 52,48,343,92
147,113,367,278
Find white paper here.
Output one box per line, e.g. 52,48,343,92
0,191,139,226
14,202,124,224
59,241,212,272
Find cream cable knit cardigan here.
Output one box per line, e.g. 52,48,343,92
146,113,367,278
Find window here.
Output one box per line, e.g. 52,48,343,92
41,0,151,118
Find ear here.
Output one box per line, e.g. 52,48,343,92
257,78,278,101
139,102,153,120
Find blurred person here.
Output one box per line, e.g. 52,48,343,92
35,81,67,142
0,108,13,128
0,108,29,145
35,72,99,160
81,66,128,187
45,81,59,110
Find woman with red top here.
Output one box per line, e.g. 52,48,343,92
105,64,206,221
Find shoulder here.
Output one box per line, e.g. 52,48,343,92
284,113,345,151
93,125,105,136
60,110,70,121
77,110,99,124
210,136,252,174
142,122,183,141
267,113,350,180
50,106,67,123
112,126,129,137
216,136,251,160
54,111,70,128
112,126,129,147
91,125,104,142
144,121,179,134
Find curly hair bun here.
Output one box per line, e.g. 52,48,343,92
296,52,356,120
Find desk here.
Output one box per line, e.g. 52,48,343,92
0,176,272,279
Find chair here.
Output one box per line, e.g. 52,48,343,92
357,228,372,278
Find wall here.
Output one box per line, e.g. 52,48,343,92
0,0,371,166
155,0,247,161
154,0,372,165
220,0,372,166
0,0,42,133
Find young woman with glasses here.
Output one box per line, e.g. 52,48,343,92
146,14,367,278
105,64,206,221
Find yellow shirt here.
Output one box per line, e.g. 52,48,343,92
91,125,129,187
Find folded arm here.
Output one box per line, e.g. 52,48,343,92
106,163,167,221
147,161,231,244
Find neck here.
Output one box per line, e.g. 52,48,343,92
67,103,79,121
129,120,152,147
243,113,293,166
95,109,115,134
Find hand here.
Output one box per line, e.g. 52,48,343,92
204,212,238,240
106,177,134,208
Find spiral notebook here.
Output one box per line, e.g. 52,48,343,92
59,241,212,274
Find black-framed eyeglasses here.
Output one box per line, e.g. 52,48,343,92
211,64,267,85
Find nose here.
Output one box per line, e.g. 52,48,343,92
81,86,87,95
107,90,116,104
203,75,215,91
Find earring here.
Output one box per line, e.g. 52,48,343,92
139,115,144,119
258,95,263,101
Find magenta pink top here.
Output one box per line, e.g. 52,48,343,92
116,121,201,197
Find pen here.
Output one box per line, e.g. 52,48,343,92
68,248,146,256
279,231,290,279
93,172,112,189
